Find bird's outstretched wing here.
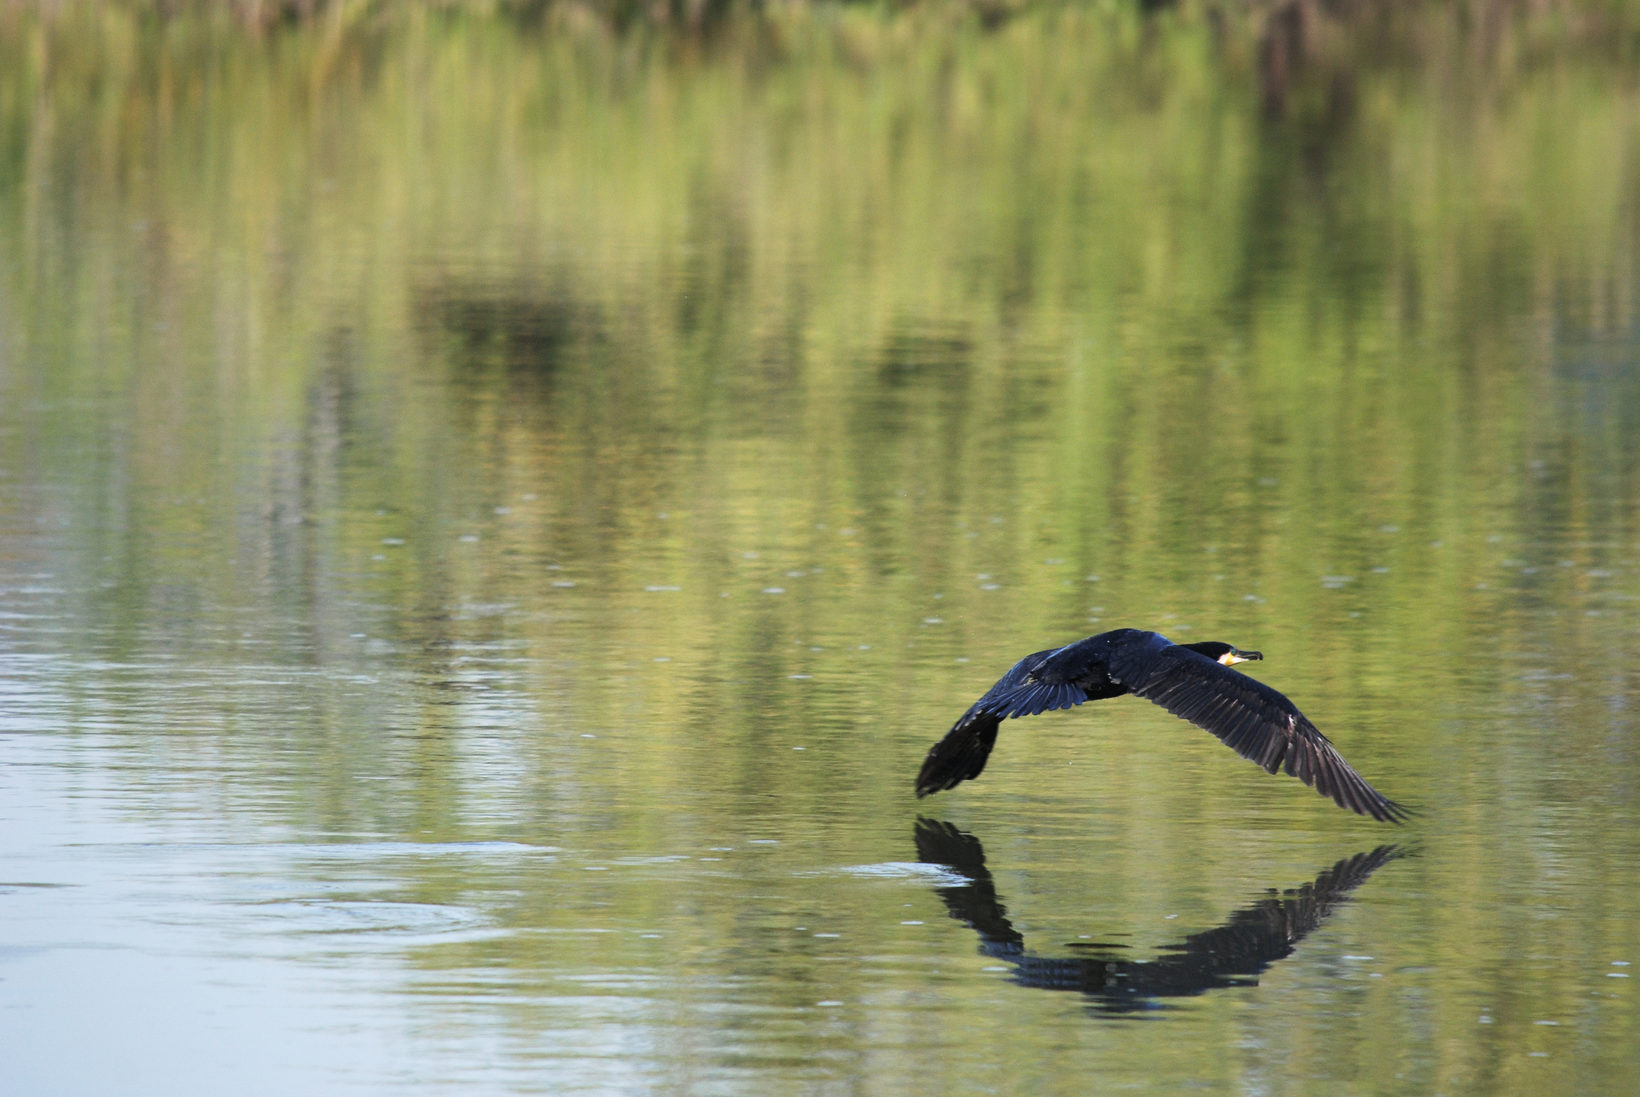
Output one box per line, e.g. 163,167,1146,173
1111,643,1407,823
915,647,1082,797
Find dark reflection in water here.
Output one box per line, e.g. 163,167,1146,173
414,278,584,382
915,819,1402,1015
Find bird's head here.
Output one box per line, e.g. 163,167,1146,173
1186,641,1263,666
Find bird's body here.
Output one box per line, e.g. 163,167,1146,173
915,628,1406,822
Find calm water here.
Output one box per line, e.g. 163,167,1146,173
3,8,1640,1096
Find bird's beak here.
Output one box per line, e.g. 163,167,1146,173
1219,647,1263,666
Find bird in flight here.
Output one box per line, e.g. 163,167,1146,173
915,628,1407,822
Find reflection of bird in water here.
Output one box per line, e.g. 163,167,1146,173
915,628,1406,822
914,818,1403,1014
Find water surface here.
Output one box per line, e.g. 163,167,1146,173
2,8,1639,1096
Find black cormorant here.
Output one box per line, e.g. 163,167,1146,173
915,627,1406,822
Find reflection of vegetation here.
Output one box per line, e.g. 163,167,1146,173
4,0,1637,806
3,0,1636,758
15,0,1640,43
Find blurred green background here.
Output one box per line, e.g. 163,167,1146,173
2,2,1639,1094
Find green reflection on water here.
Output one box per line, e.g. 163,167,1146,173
2,6,1639,1097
